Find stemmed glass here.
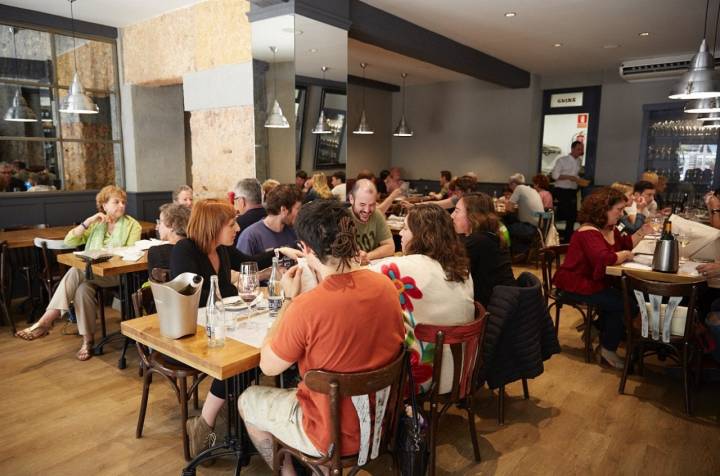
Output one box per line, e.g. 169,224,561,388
238,262,260,305
650,215,663,234
677,232,689,262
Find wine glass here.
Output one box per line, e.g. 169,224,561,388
238,262,260,306
678,232,689,262
650,215,663,234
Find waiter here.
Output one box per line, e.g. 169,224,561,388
551,140,585,243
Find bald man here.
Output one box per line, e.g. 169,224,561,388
348,179,394,264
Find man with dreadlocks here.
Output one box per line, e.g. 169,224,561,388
238,199,405,474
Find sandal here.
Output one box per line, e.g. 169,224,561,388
15,322,51,341
76,341,94,361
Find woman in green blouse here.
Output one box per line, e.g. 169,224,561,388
16,185,141,360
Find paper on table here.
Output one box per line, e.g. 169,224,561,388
197,306,271,348
632,237,657,255
669,214,720,260
133,239,168,250
621,262,652,271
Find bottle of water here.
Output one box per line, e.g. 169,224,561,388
267,256,283,317
206,275,225,348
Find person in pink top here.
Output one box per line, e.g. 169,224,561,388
553,188,652,368
532,174,554,210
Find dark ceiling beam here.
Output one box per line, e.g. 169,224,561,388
0,3,117,39
348,74,399,92
348,0,530,88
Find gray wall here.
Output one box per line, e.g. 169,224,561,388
122,84,187,192
347,83,393,178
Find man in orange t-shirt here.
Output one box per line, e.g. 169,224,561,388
239,199,405,474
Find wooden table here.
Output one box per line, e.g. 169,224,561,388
57,252,148,277
122,314,261,471
1,221,156,249
121,315,261,380
606,264,710,285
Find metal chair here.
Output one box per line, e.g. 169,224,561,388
0,241,15,333
527,210,554,268
272,349,408,475
1,225,46,322
131,286,206,460
539,244,599,362
413,302,488,475
619,273,703,415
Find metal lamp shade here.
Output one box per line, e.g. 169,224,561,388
311,109,331,134
4,88,37,122
353,110,374,134
59,73,99,114
697,112,720,121
685,97,720,113
669,39,720,100
265,99,289,128
702,119,720,128
393,115,413,137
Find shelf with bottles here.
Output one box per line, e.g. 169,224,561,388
648,119,720,139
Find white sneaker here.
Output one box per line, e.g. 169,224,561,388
600,347,625,370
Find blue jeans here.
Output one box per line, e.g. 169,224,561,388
563,287,628,351
508,221,537,255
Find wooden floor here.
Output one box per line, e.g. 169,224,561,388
1,265,719,476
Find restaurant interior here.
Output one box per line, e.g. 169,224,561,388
1,0,720,475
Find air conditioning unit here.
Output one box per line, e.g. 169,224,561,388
619,54,720,82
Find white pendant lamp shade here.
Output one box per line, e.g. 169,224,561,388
5,88,37,122
393,72,413,137
669,39,720,100
685,97,720,113
312,66,332,134
353,62,374,135
264,46,289,129
59,72,99,114
312,109,331,134
702,119,720,128
697,112,720,121
265,99,289,128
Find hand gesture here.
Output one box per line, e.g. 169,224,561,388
280,265,304,299
85,212,107,226
635,195,647,210
277,247,303,261
357,250,369,265
697,262,720,278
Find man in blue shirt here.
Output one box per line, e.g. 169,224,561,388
237,184,302,255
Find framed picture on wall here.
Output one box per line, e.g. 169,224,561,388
313,88,346,169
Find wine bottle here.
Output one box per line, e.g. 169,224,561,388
268,256,282,317
660,217,674,241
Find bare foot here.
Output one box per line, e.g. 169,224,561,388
15,322,51,341
76,341,94,361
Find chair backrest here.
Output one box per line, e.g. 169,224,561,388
539,244,569,303
303,348,408,471
131,287,156,318
621,272,701,344
414,302,488,403
0,241,8,300
33,237,72,250
150,267,170,284
534,210,554,244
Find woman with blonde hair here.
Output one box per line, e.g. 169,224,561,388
304,172,334,202
16,185,141,360
173,199,297,457
452,193,516,306
370,203,474,394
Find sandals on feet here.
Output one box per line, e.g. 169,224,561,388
76,341,94,361
15,322,51,341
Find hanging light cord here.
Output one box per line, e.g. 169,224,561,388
714,0,720,55
361,64,367,108
11,27,20,82
70,0,79,74
705,0,711,40
402,74,407,113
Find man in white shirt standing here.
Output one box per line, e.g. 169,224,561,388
507,173,545,260
551,140,585,243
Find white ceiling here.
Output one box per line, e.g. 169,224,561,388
295,15,347,82
251,14,295,63
362,0,711,75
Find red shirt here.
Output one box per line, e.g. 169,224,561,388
271,269,405,456
553,228,633,295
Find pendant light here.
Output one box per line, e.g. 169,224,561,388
264,46,289,128
4,27,37,122
393,73,413,137
669,0,720,100
353,62,374,134
59,0,99,114
702,119,720,128
697,112,720,121
685,97,720,113
312,66,332,134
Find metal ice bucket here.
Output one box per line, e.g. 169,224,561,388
150,272,203,339
652,240,679,273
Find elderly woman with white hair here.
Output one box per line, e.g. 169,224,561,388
506,172,545,260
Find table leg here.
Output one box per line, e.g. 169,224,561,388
93,272,140,369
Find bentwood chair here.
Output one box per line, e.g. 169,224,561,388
527,211,554,268
272,349,408,475
131,287,207,460
413,302,488,476
0,241,15,333
619,273,703,415
539,244,599,362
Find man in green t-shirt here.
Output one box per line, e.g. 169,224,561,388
349,178,394,264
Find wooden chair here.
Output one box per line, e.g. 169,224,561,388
619,273,703,415
527,211,554,268
33,237,74,305
539,244,598,362
131,287,207,460
0,241,15,333
1,226,46,321
272,349,408,475
413,302,488,476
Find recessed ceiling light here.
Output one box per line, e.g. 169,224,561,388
603,44,620,49
553,43,563,48
639,32,650,37
504,12,517,17
309,48,318,53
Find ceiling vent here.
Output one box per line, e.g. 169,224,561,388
619,54,720,82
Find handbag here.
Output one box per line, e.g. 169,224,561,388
396,359,428,476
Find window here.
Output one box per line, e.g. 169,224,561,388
0,24,121,192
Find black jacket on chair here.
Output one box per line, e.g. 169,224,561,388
481,272,560,389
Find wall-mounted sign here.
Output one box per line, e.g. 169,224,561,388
577,113,588,128
550,91,584,108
